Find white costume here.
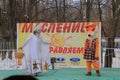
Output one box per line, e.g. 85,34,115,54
21,26,50,75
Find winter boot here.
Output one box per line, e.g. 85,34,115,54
96,70,101,76
86,72,92,76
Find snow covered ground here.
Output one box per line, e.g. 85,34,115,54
0,51,18,70
102,48,120,68
0,48,120,69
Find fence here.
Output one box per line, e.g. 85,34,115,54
0,41,120,69
0,41,16,60
0,41,16,49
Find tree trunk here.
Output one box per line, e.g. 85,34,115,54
98,0,107,37
8,0,15,41
86,0,91,21
35,0,38,21
104,38,115,68
55,0,59,22
63,0,66,22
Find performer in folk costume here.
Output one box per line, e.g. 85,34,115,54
82,23,101,76
19,26,51,76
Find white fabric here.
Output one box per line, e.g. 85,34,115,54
33,25,41,32
41,42,51,66
22,33,50,74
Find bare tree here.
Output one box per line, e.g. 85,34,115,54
0,0,120,50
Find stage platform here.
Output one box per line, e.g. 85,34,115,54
0,68,120,80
